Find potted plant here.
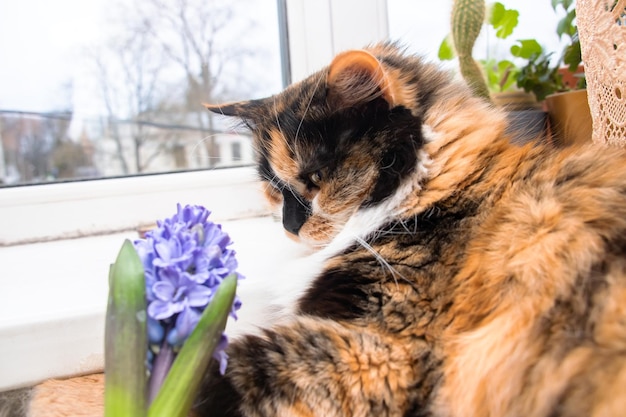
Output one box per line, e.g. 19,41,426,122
512,0,591,146
441,0,590,145
439,1,521,100
439,0,548,143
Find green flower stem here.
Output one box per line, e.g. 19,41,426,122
148,273,238,417
105,239,148,417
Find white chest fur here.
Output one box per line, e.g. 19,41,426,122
226,170,424,339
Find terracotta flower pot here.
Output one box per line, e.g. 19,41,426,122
544,89,592,146
558,65,585,90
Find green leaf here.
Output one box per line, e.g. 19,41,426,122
497,59,515,72
496,60,518,91
563,41,582,71
489,2,519,39
563,0,573,11
552,0,573,12
488,2,504,26
437,35,456,61
481,58,519,92
147,273,238,417
556,9,576,39
105,239,148,417
510,39,543,59
515,50,562,101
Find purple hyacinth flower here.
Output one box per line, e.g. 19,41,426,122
134,204,242,381
147,267,212,321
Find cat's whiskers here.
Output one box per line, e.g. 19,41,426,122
190,132,225,161
370,223,412,238
190,130,256,167
280,182,310,211
260,169,283,189
353,235,406,288
396,216,419,235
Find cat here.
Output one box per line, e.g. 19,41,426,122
196,42,626,417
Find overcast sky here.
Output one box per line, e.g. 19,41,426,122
0,0,564,115
0,0,283,116
0,0,109,112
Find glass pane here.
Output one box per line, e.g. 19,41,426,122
0,0,283,186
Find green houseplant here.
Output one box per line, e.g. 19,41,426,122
441,0,589,145
512,0,584,102
441,1,546,112
441,0,584,101
511,0,590,145
440,0,522,101
440,0,548,143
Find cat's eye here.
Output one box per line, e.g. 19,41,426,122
308,171,323,187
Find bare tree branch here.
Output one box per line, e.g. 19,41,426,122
85,0,269,174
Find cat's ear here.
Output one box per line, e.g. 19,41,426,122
203,100,260,118
327,50,394,109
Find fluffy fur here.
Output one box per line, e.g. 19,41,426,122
29,374,104,417
193,42,626,417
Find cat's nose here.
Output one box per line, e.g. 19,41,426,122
281,189,311,236
283,217,302,235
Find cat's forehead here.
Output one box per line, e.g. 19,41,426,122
253,73,336,150
271,72,328,120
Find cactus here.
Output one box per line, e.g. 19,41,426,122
451,0,491,100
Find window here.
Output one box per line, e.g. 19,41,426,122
231,142,242,163
0,0,392,245
0,0,285,245
0,0,283,187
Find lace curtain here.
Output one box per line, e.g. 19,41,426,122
577,0,626,146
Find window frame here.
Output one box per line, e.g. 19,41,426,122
0,167,266,246
284,0,389,83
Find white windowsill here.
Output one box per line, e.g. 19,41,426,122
0,214,302,391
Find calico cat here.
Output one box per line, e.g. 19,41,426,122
197,43,626,417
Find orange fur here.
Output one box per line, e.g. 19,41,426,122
268,127,300,180
29,374,104,417
196,44,626,417
327,50,394,107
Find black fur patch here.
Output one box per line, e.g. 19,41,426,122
364,106,423,206
297,263,378,320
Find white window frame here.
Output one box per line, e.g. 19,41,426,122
0,0,390,391
285,0,389,83
0,167,266,246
